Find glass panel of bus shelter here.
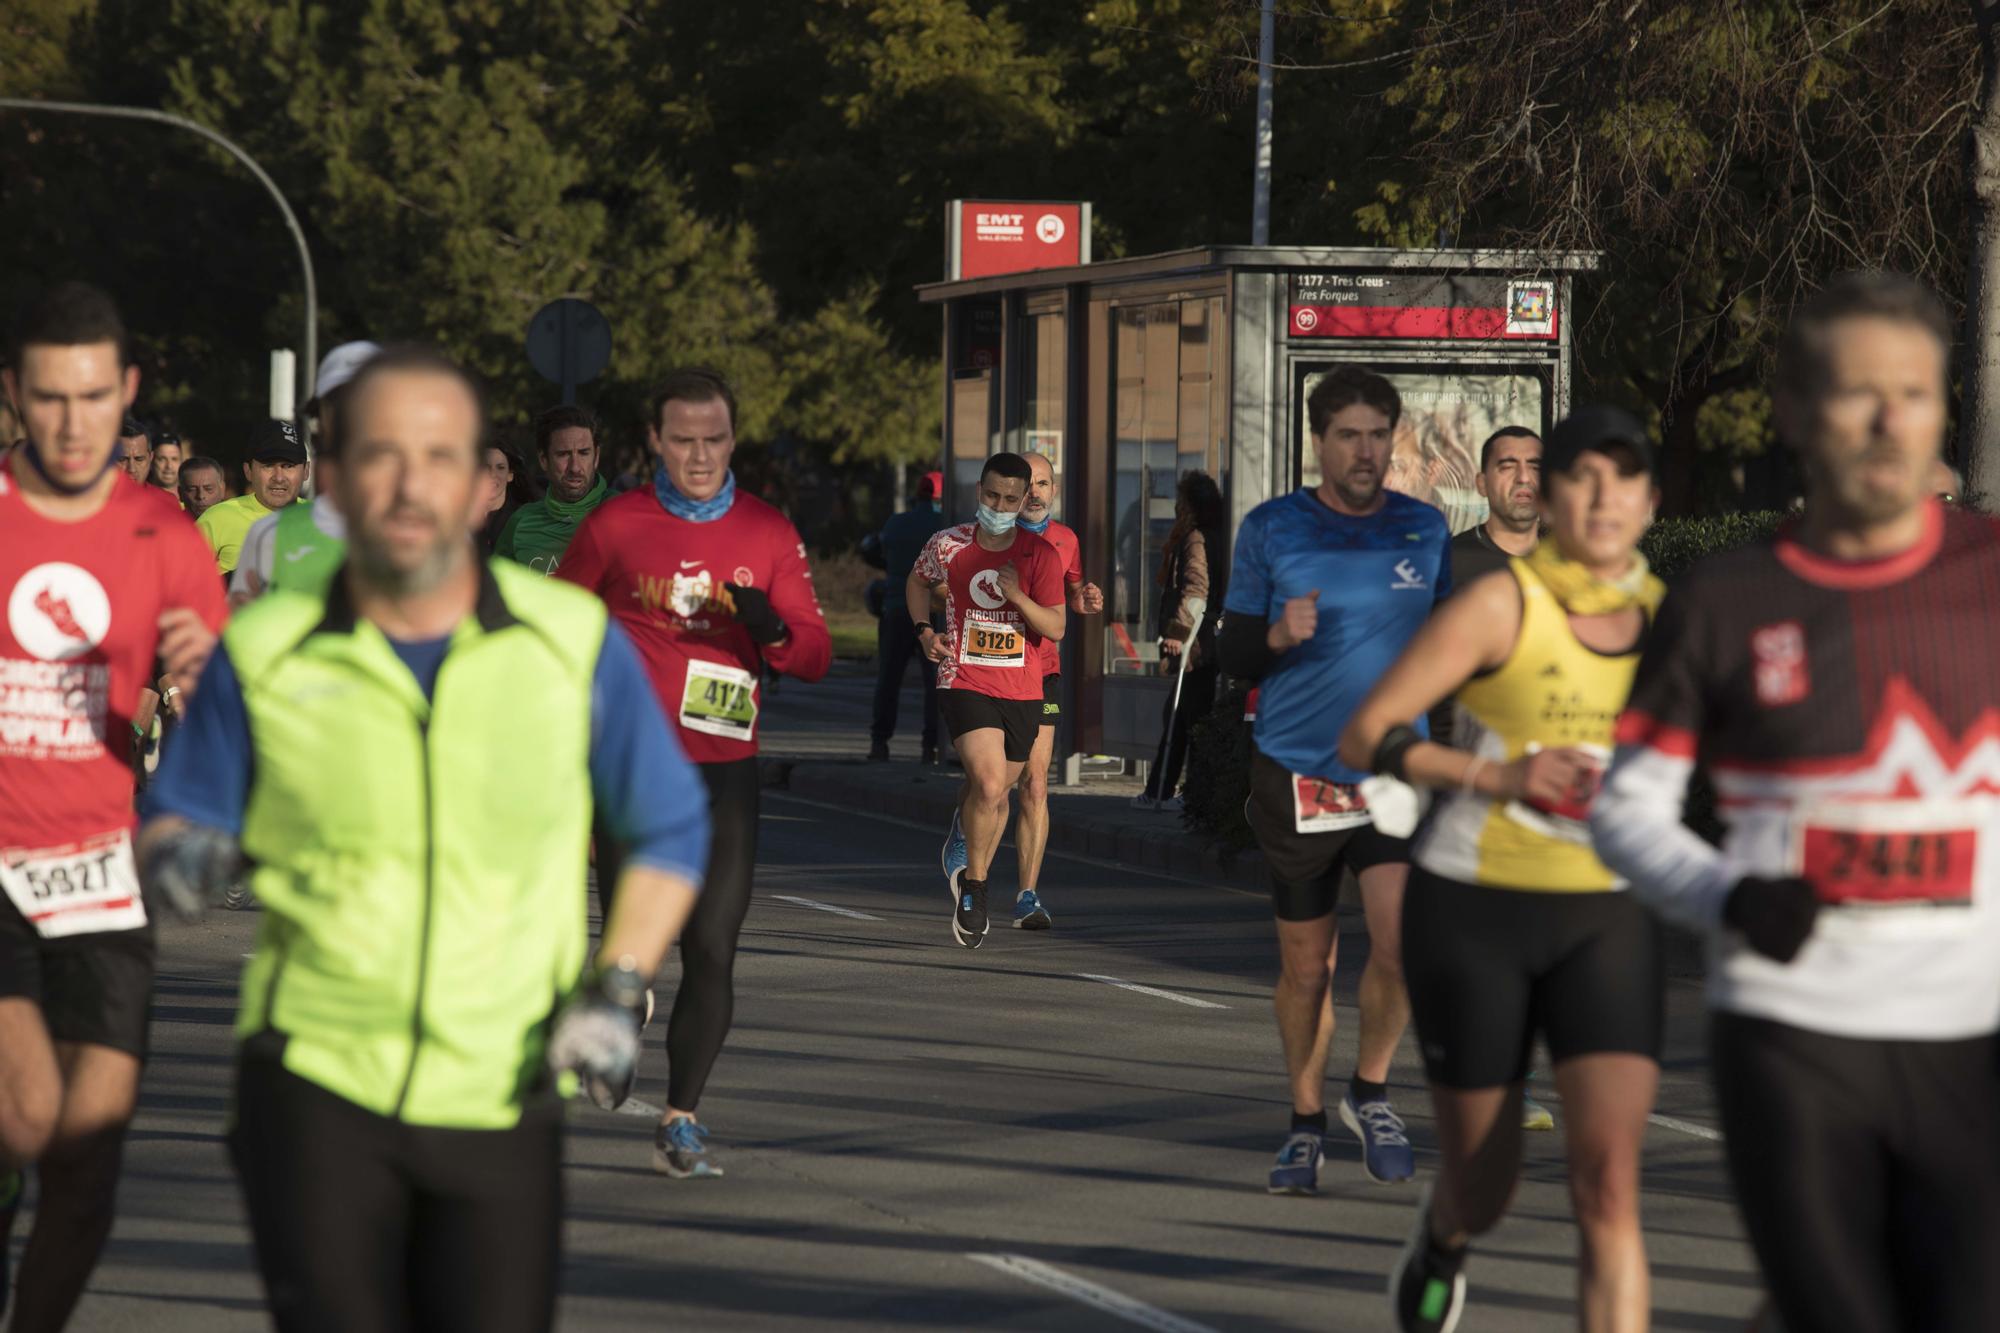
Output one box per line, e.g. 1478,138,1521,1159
1019,309,1067,498
949,298,1004,518
1107,301,1187,673
1296,364,1545,535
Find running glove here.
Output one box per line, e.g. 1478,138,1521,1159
1723,876,1820,963
722,583,787,645
547,963,644,1110
139,824,243,923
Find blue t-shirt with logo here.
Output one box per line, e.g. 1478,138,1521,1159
1224,488,1451,782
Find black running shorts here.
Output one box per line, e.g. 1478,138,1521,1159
1401,866,1663,1088
0,906,155,1059
1041,672,1062,722
1244,750,1408,921
939,689,1042,763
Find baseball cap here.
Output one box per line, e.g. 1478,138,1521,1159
922,469,944,500
119,413,148,439
249,418,307,464
309,340,383,405
1542,404,1655,477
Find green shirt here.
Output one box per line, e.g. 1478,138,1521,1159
196,494,276,573
495,476,610,575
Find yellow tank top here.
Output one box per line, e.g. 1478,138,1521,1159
1412,556,1665,892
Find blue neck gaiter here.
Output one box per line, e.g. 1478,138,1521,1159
655,467,736,523
1017,513,1052,535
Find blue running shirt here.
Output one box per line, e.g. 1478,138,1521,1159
1224,488,1451,782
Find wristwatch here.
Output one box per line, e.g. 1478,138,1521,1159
914,622,934,638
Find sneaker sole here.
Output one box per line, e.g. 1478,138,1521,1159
951,914,988,948
1266,1179,1318,1196
1388,1188,1466,1333
1013,910,1052,930
1340,1098,1416,1185
651,1149,724,1179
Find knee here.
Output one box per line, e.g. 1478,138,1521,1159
1017,767,1048,807
1441,1173,1513,1238
0,1080,60,1166
1277,953,1331,995
1366,944,1405,986
972,773,1013,809
1567,1150,1642,1234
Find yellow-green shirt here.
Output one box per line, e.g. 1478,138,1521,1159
196,494,275,573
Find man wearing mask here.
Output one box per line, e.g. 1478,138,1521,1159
496,404,610,574
116,415,151,486
868,470,946,763
196,420,307,574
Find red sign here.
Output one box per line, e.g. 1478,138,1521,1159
949,200,1090,279
1289,273,1558,341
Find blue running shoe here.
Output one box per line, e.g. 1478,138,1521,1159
1267,1129,1325,1195
652,1118,723,1179
1341,1091,1416,1183
1012,890,1052,930
942,809,968,902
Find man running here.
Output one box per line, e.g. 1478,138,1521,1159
940,450,1102,930
228,341,381,603
911,452,1065,947
1217,367,1449,1193
559,368,831,1179
195,420,307,575
0,283,225,1329
497,403,609,574
1344,405,1665,1333
138,344,709,1333
114,415,150,486
1593,272,2000,1333
177,456,227,521
146,428,182,497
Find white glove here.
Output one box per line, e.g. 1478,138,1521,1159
547,968,643,1110
1359,774,1430,839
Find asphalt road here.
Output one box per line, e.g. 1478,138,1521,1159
23,793,1761,1331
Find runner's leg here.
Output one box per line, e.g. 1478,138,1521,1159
1352,861,1410,1086
1273,914,1340,1117
1552,1053,1655,1333
1014,722,1056,893
1425,1084,1524,1244
664,757,759,1116
1883,1033,2000,1332
0,999,60,1174
408,1103,562,1333
957,729,1021,882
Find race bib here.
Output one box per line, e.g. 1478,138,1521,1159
1793,797,1987,940
1294,774,1372,835
1,831,146,940
959,611,1025,669
1503,742,1609,845
679,660,759,742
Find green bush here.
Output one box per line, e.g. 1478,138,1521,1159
1639,511,1786,580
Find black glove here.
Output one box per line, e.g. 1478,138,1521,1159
723,583,787,645
1723,876,1820,963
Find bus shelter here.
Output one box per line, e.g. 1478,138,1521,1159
915,244,1599,764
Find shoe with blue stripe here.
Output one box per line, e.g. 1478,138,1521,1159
1267,1129,1325,1195
1012,890,1052,930
942,808,968,901
1341,1090,1416,1184
652,1118,723,1179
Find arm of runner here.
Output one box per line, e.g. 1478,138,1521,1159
908,532,948,660
137,642,253,918
1061,531,1103,614
756,530,832,683
158,514,231,698
1002,549,1065,641
589,621,707,977
228,513,278,606
1589,588,1742,931
1219,509,1282,679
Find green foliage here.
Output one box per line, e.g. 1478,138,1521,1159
1640,511,1787,581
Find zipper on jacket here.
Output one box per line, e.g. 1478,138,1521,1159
390,718,436,1119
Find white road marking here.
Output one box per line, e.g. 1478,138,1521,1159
1648,1112,1725,1143
1076,973,1228,1010
616,1097,665,1118
967,1253,1221,1333
768,894,881,921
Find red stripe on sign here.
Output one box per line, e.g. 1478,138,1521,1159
1289,305,1557,340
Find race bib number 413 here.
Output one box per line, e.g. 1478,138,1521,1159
679,659,759,742
0,831,146,940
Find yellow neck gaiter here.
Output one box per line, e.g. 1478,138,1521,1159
1525,541,1653,615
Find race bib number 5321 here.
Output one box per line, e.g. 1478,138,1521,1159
0,831,146,939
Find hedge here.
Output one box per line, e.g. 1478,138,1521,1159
1179,513,1787,846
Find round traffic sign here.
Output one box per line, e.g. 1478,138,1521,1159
524,298,613,387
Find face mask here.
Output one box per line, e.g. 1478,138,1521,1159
975,503,1017,535
930,499,942,514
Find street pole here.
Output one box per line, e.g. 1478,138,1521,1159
1251,0,1275,246
0,98,318,443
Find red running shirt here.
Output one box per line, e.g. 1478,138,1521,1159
1035,520,1084,677
913,523,1063,701
0,470,229,849
558,489,832,765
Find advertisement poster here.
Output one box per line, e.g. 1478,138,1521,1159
1299,367,1545,534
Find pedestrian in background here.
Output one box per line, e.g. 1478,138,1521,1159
1135,470,1224,811
868,470,946,763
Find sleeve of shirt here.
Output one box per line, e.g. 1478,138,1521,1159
1430,519,1454,604
551,508,609,594
1029,539,1063,607
913,530,947,585
493,507,525,563
229,515,277,598
1223,510,1269,617
1064,531,1083,588
164,511,231,633
141,642,254,835
760,522,833,684
589,621,710,886
194,507,230,573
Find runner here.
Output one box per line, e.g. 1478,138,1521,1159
910,452,1065,947
1342,404,1665,1333
1593,272,2000,1333
176,456,226,521
228,341,381,603
0,282,226,1329
114,414,150,486
939,450,1102,930
496,403,609,574
137,344,709,1333
146,427,182,497
195,420,307,575
1216,366,1450,1193
558,367,831,1178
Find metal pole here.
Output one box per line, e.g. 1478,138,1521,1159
1251,0,1275,245
0,99,318,442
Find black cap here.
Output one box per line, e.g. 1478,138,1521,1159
1543,404,1654,477
119,413,148,439
248,418,306,464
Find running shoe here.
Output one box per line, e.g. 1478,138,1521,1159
1340,1090,1416,1183
1157,796,1185,814
1520,1092,1555,1132
1012,890,1052,930
0,1167,19,1317
222,880,254,911
1129,793,1159,810
1267,1130,1325,1195
652,1118,723,1179
942,809,968,900
867,740,890,761
1390,1184,1467,1332
953,879,989,948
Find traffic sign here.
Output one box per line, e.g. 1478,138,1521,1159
525,298,613,404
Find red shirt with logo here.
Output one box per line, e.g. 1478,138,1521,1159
1036,520,1084,677
0,470,229,851
914,523,1063,701
558,489,832,765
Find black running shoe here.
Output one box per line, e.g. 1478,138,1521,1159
1,1167,20,1320
952,877,989,948
1390,1185,1467,1333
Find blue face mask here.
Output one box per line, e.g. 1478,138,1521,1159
930,499,942,514
975,503,1018,536
1017,512,1051,535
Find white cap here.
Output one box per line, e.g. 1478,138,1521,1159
312,340,383,401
